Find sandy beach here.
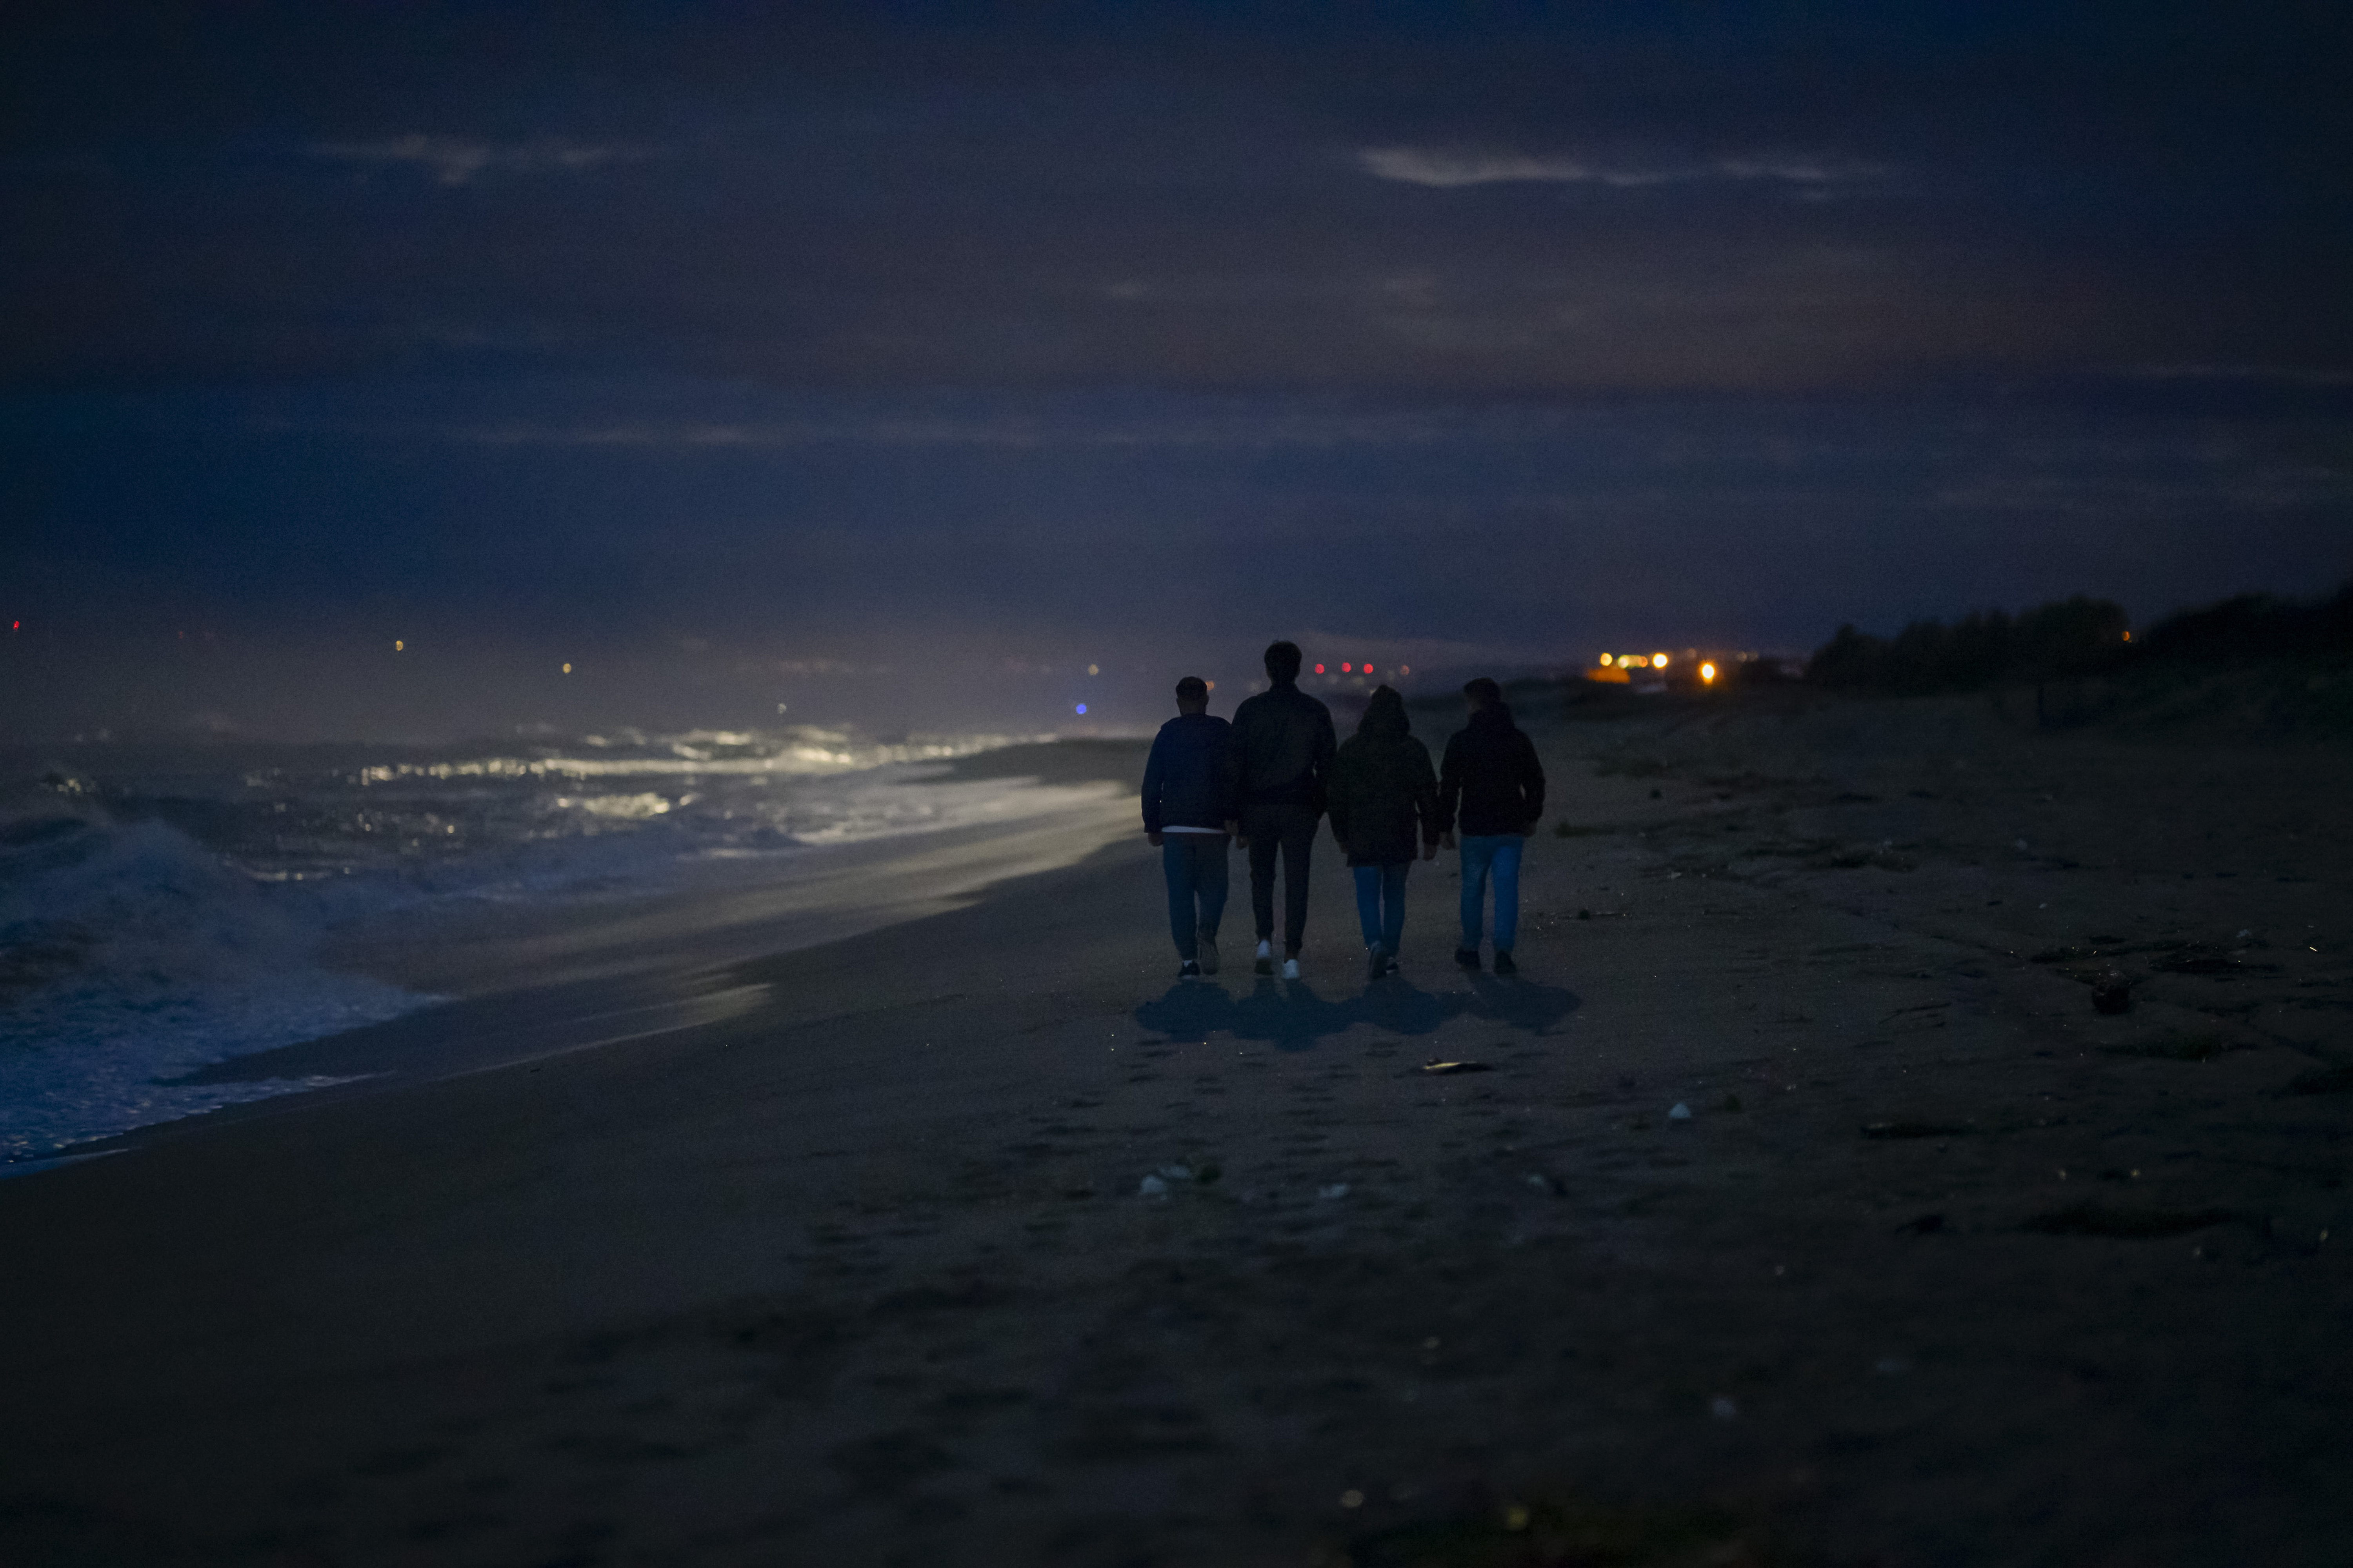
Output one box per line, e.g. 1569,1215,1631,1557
3,697,2348,1566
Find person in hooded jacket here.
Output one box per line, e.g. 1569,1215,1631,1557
1436,677,1546,975
1326,684,1441,982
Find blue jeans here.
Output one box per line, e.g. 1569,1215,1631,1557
1161,833,1229,960
1352,862,1410,953
1458,834,1523,951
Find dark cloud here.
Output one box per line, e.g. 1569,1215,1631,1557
6,2,2349,393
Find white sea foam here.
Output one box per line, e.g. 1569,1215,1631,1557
0,728,1105,1160
0,815,427,1161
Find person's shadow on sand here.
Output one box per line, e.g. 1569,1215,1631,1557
1133,971,1579,1053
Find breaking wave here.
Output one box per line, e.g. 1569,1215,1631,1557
0,725,1064,1162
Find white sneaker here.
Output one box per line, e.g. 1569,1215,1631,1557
1198,932,1220,975
1281,957,1301,980
1255,940,1275,976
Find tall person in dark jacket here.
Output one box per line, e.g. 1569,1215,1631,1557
1228,640,1336,978
1436,677,1546,975
1327,685,1441,982
1141,676,1240,979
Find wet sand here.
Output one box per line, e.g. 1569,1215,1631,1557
1,703,2348,1566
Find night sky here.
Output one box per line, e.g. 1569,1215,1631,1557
6,3,2349,740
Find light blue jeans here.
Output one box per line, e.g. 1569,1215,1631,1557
1458,834,1523,951
1352,862,1409,953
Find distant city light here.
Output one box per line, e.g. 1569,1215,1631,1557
1700,662,1718,683
2122,630,2133,642
1075,703,1087,715
1598,653,1613,666
1651,653,1669,668
1400,665,1410,675
393,639,404,651
562,662,572,674
1341,662,1352,672
1206,680,1216,690
1315,664,1326,674
1087,663,1100,675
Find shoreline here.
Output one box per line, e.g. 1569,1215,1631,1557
4,740,1148,1173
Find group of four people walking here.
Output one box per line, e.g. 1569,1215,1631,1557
1139,640,1546,982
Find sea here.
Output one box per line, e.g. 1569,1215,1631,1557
0,726,1077,1166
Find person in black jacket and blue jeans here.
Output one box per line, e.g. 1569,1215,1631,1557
1228,640,1337,979
1141,675,1240,978
1436,677,1546,975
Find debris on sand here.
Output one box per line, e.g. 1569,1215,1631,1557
2104,1032,2237,1060
1667,1102,1693,1121
1318,1182,1350,1200
2024,1203,2234,1238
1338,1488,1765,1568
1422,1059,1492,1075
1862,1120,1970,1139
1137,1174,1170,1198
2284,1062,2353,1096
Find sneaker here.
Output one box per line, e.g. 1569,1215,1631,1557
1365,944,1386,982
1385,955,1402,977
1179,959,1202,979
1281,957,1301,980
1492,949,1518,977
1454,947,1481,971
1255,939,1275,976
1198,932,1220,975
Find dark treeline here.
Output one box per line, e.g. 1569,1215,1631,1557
1806,580,2353,694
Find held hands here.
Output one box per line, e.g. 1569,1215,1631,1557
1147,830,1164,846
1438,830,1457,850
1422,839,1438,861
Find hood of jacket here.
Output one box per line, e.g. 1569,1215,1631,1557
1468,702,1516,734
1357,684,1411,738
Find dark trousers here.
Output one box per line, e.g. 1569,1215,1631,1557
1160,833,1229,960
1243,803,1320,955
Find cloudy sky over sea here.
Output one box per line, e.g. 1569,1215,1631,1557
7,2,2348,739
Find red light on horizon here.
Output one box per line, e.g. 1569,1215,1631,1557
1340,662,1352,672
1314,663,1326,673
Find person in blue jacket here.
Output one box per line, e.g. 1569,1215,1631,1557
1140,675,1240,978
